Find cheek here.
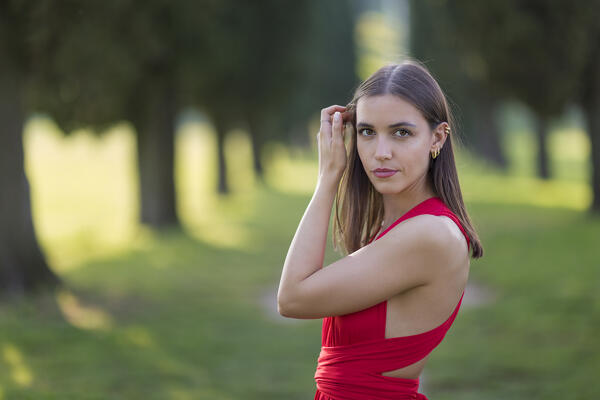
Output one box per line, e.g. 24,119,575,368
408,141,430,160
403,148,430,173
356,141,366,161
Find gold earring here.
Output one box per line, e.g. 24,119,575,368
431,148,440,159
444,126,451,135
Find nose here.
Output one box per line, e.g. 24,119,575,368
374,136,392,161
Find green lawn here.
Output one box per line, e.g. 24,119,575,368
0,116,597,399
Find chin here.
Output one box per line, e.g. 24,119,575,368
372,181,405,194
377,188,405,195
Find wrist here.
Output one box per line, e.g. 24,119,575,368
316,175,340,194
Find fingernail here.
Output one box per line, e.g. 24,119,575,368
334,112,340,121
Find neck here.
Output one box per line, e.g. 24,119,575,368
380,187,437,231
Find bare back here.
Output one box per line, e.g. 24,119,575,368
380,215,470,379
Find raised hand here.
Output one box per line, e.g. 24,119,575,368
316,105,352,189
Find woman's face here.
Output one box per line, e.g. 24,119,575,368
355,94,437,195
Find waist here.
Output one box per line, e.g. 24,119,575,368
315,362,422,400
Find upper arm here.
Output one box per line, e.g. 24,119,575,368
278,215,462,319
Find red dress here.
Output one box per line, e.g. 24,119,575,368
314,196,471,400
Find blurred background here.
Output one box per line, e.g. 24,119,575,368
1,0,599,398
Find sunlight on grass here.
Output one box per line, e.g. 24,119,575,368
549,127,590,161
122,325,156,349
176,123,258,252
9,111,599,398
548,126,591,182
24,117,262,270
263,138,591,211
501,109,591,183
175,121,216,216
2,343,33,387
457,150,591,211
263,142,318,194
166,388,235,400
56,289,114,331
23,118,139,271
22,113,592,272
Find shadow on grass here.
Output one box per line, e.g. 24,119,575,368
2,185,599,399
0,186,324,399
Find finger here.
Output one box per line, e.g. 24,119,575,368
332,111,343,144
320,105,347,123
320,105,346,140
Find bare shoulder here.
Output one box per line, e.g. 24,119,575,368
384,214,469,266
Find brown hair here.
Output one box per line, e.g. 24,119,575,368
332,60,483,259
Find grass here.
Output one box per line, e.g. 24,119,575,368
0,114,597,399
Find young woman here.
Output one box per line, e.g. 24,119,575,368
277,60,483,400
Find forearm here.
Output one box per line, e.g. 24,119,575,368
278,179,337,305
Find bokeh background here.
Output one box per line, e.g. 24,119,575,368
1,0,599,399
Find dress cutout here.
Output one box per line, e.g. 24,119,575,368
313,196,470,400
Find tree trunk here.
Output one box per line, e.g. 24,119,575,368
582,33,600,214
245,112,265,183
535,115,550,180
249,131,264,182
582,73,600,212
212,115,230,195
0,76,61,297
474,94,508,169
133,82,178,228
588,105,600,212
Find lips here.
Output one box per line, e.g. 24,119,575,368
372,168,397,178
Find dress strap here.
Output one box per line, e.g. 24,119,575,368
368,197,470,251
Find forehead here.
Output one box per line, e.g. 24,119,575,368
356,94,425,125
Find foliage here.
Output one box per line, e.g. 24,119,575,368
5,115,597,398
447,0,600,118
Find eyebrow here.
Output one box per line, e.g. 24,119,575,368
356,121,417,129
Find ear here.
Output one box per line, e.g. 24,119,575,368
431,122,449,151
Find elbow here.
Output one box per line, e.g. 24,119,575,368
278,294,315,319
277,292,293,317
277,288,303,318
277,300,290,317
278,285,314,318
277,282,295,317
278,300,303,318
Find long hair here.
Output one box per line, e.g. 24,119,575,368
332,60,484,259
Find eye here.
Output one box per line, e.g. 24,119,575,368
358,128,374,136
394,129,411,137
